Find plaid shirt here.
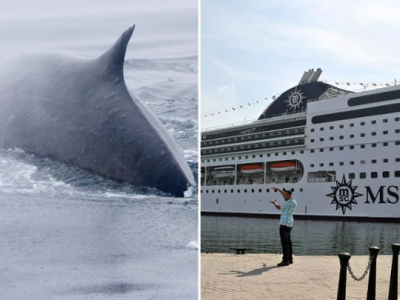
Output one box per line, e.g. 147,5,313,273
279,198,297,227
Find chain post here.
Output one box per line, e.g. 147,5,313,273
337,252,351,300
366,246,380,300
388,243,400,300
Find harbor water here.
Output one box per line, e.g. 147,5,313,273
201,215,400,255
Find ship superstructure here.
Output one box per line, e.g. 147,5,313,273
201,69,400,220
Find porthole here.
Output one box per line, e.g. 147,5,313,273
300,188,303,192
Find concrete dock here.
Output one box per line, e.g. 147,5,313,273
202,253,396,300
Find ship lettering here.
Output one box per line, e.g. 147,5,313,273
364,186,399,204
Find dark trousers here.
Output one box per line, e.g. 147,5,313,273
279,225,293,262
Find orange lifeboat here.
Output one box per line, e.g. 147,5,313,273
270,161,297,172
240,164,264,175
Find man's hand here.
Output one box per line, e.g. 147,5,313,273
270,200,277,204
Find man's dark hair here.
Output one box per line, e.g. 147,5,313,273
285,190,292,196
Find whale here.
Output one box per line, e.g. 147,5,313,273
0,25,195,197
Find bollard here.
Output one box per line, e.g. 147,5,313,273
388,243,400,300
337,252,351,300
366,246,380,300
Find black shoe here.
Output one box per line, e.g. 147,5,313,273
277,260,290,267
289,260,293,264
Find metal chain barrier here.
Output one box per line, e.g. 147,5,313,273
347,255,373,282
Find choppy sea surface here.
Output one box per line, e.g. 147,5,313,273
0,57,198,300
201,216,400,255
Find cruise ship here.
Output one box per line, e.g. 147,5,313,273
201,69,400,221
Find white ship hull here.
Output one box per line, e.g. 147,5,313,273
201,71,400,220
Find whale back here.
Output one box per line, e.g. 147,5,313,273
0,26,195,196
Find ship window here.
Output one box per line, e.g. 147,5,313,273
371,143,376,148
251,189,255,193
372,132,376,136
206,190,209,193
217,190,220,193
300,188,303,192
259,154,263,158
339,162,344,166
319,163,324,167
291,151,295,155
275,153,279,156
396,141,400,145
396,158,400,162
310,149,315,153
350,123,354,127
283,152,287,156
383,171,390,178
383,118,388,123
350,145,354,149
252,155,255,158
350,161,354,165
372,159,377,163
319,138,324,142
329,126,334,130
239,156,242,160
339,136,344,139
350,134,354,138
267,154,270,157
300,150,304,154
219,158,222,161
207,159,210,162
383,142,388,146
349,173,355,179
360,172,366,179
311,139,315,143
383,130,388,135
310,164,314,167
360,160,365,164
311,128,315,132
259,189,262,193
237,189,240,193
307,171,336,183
330,137,334,141
360,122,365,126
372,120,376,124
383,158,389,163
360,133,365,137
360,145,365,149
395,117,400,121
244,189,247,193
319,149,324,152
213,159,216,162
320,127,324,131
245,156,248,159
231,189,234,193
396,129,400,133
395,171,400,177
340,146,344,150
371,172,378,178
224,190,227,193
329,162,334,166
329,147,334,151
339,125,344,128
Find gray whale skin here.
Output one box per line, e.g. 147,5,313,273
0,25,195,197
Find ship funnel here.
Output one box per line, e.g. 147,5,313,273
298,68,323,85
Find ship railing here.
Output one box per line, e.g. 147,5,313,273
202,112,307,133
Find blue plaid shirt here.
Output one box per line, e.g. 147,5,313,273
279,198,297,227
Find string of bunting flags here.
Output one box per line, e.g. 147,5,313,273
202,79,398,118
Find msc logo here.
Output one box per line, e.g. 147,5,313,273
327,176,362,215
285,88,306,111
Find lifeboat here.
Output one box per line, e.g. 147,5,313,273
211,166,235,178
270,161,297,172
240,164,264,175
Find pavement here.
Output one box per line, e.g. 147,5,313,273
201,253,397,300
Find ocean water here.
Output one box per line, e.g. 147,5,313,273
201,216,400,256
0,23,198,300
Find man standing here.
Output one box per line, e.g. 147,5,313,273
270,187,297,267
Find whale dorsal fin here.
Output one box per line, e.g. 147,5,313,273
98,25,135,76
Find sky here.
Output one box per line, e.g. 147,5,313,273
0,0,197,60
201,0,400,129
